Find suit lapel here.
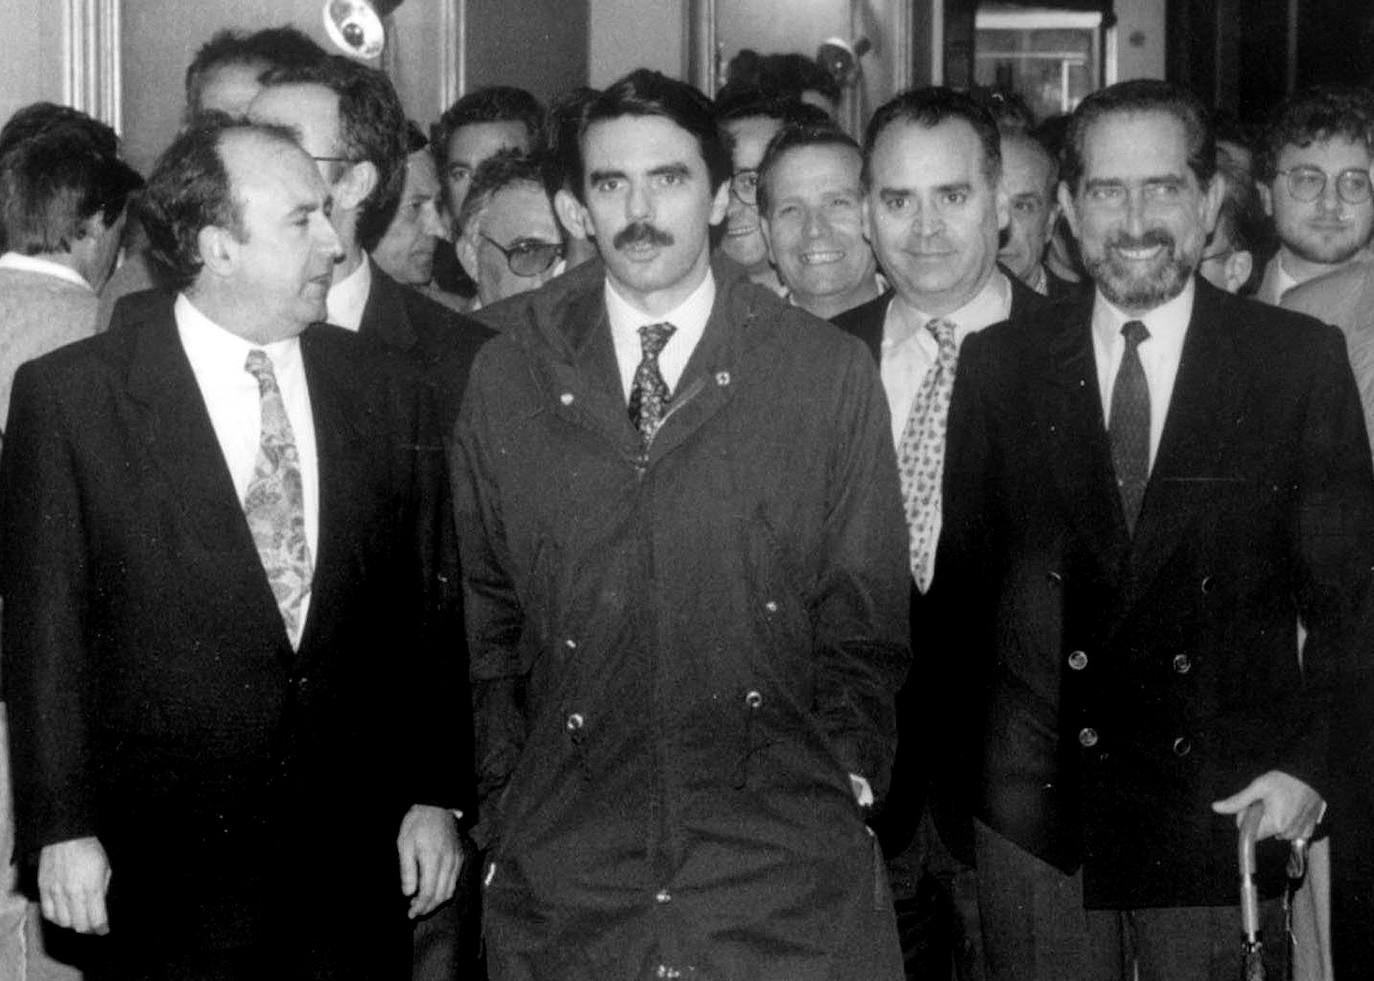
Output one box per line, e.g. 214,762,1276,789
1032,294,1131,582
121,298,292,651
295,328,368,656
1124,283,1246,603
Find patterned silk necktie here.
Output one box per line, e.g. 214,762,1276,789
243,349,313,645
628,322,677,440
1109,319,1151,536
896,317,959,593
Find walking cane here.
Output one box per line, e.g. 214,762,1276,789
1239,800,1266,980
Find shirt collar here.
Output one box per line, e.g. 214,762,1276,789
604,268,716,344
0,252,92,291
175,292,302,381
886,267,1012,346
1091,276,1195,357
326,254,372,332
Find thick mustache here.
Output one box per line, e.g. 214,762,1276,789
614,222,674,250
1109,229,1174,251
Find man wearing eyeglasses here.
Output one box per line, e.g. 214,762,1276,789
457,149,565,312
1255,86,1374,305
713,87,824,295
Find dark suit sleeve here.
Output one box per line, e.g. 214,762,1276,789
811,341,911,801
1287,325,1374,795
0,360,98,855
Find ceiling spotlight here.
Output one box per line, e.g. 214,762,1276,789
817,36,873,88
323,0,405,59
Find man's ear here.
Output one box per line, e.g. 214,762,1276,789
1201,173,1225,237
1259,181,1274,218
994,182,1011,232
709,180,730,226
455,229,479,281
861,195,873,243
335,160,379,212
759,213,775,263
1057,181,1081,241
554,188,588,240
197,225,238,277
1225,249,1255,295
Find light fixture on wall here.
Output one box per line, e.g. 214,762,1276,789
323,0,405,59
817,36,872,89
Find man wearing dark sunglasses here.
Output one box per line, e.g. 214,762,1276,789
456,149,565,311
1255,86,1374,304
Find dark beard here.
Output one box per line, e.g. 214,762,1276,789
1084,230,1195,310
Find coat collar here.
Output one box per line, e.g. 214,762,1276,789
357,260,419,353
523,256,773,461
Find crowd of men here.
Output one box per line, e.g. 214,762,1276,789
0,18,1373,981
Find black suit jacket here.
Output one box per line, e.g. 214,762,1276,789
946,277,1374,907
0,294,461,959
357,261,493,435
832,272,1049,866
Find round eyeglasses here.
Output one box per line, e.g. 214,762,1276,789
478,233,564,277
730,169,760,206
1276,165,1374,205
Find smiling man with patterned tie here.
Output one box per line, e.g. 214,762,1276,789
0,117,464,980
452,69,910,980
945,80,1374,981
832,87,1048,981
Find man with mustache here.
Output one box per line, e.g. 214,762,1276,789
946,79,1374,980
1254,86,1374,305
1,118,465,978
452,68,909,980
832,87,1047,981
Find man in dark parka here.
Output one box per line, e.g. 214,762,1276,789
451,70,911,981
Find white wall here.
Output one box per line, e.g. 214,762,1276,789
589,0,685,87
1115,0,1167,82
0,2,68,130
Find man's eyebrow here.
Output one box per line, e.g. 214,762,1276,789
648,163,692,179
587,168,628,184
934,181,973,195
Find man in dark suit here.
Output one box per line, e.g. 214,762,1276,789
0,118,464,979
832,87,1046,981
248,57,490,979
949,79,1374,980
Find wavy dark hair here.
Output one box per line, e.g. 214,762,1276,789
259,56,408,252
570,69,730,204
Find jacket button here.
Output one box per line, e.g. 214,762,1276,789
1173,736,1192,757
566,713,584,731
565,638,577,650
1047,570,1064,585
1172,654,1191,674
1078,727,1098,748
715,371,731,386
1068,650,1088,671
764,600,778,613
745,689,763,709
655,888,672,904
1200,575,1214,594
560,392,574,406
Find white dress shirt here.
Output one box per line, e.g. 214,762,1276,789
175,293,320,640
605,270,716,401
0,252,92,290
1090,279,1194,471
879,268,1013,448
326,254,372,332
